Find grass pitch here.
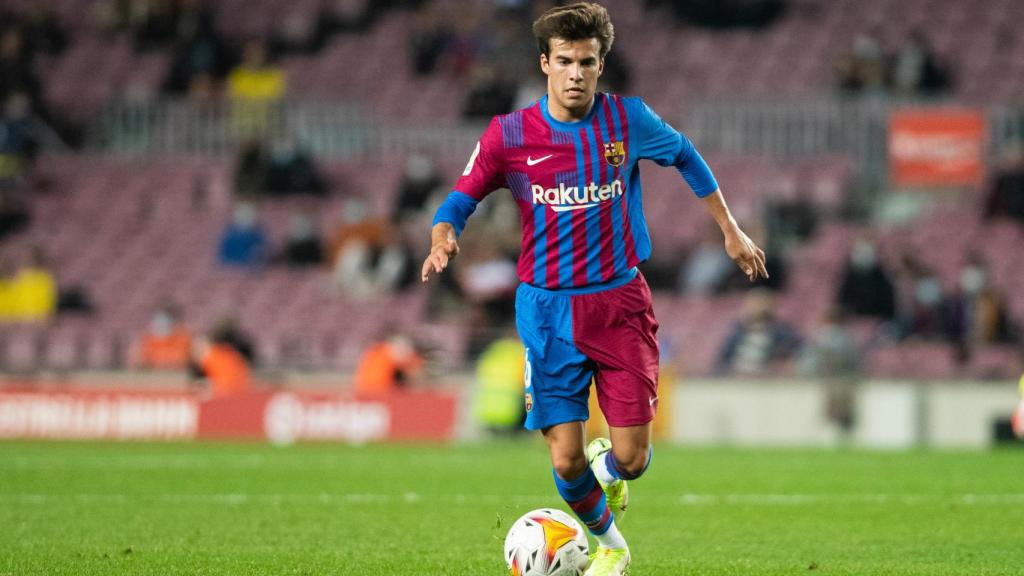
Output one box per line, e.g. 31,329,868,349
1,440,1023,575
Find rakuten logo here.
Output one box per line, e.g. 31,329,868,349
531,179,623,212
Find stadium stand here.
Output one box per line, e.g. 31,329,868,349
0,0,1022,383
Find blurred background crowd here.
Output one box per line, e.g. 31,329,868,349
0,0,1023,401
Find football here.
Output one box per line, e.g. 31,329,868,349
504,508,590,576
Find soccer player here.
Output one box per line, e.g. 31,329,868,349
421,4,768,574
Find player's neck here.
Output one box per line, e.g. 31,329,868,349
545,93,595,123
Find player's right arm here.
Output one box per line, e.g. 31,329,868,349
421,118,505,282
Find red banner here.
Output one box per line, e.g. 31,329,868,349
0,386,458,443
889,108,986,187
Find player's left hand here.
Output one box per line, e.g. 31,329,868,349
724,227,768,282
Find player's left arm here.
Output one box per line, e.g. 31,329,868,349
628,97,767,281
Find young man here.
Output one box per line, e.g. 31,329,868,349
421,4,767,574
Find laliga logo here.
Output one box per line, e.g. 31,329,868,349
530,179,624,212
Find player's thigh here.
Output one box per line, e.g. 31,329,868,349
515,284,594,430
571,274,660,426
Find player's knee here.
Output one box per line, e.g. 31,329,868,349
613,445,651,480
551,451,588,481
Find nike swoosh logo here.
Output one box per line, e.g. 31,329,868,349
550,203,598,212
526,154,554,166
649,396,658,406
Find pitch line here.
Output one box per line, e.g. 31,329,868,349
3,493,1024,506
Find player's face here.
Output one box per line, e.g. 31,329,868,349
540,37,604,121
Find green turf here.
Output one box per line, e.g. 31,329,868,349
1,440,1023,575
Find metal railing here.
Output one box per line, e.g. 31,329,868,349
89,99,484,159
89,97,1024,186
685,96,1024,187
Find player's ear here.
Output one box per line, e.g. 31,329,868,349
540,53,550,75
598,57,604,76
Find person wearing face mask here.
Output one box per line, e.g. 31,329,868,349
944,256,1016,347
133,305,192,369
837,237,896,321
897,257,946,341
218,202,269,268
715,288,803,377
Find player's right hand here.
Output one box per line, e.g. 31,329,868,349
421,224,459,282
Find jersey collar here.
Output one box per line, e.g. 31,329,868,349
539,93,604,131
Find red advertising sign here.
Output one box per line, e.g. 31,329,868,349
0,389,198,440
0,386,458,443
889,108,986,187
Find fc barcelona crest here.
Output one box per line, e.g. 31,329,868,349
603,141,625,167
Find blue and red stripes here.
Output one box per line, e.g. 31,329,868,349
609,95,639,270
552,468,614,535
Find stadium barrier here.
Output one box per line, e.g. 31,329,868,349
0,385,458,444
89,99,1024,189
672,379,1019,449
1,378,1017,448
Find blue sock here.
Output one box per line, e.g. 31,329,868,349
552,467,613,535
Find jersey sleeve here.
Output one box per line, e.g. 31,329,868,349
626,97,719,198
432,117,506,235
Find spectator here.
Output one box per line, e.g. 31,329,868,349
462,63,517,120
281,211,324,267
944,255,1016,347
353,333,423,397
0,28,43,116
409,1,451,76
164,11,230,95
763,182,818,251
835,32,886,95
889,31,951,96
678,224,736,295
0,186,30,240
191,336,251,397
837,237,896,321
798,307,860,378
394,152,441,223
474,333,526,434
234,139,269,198
228,41,286,137
0,92,41,175
133,305,192,369
266,137,325,196
715,289,802,376
228,41,286,103
210,313,257,365
897,257,945,341
329,200,411,298
7,247,57,323
0,258,15,320
133,0,180,52
218,202,269,268
983,145,1024,223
